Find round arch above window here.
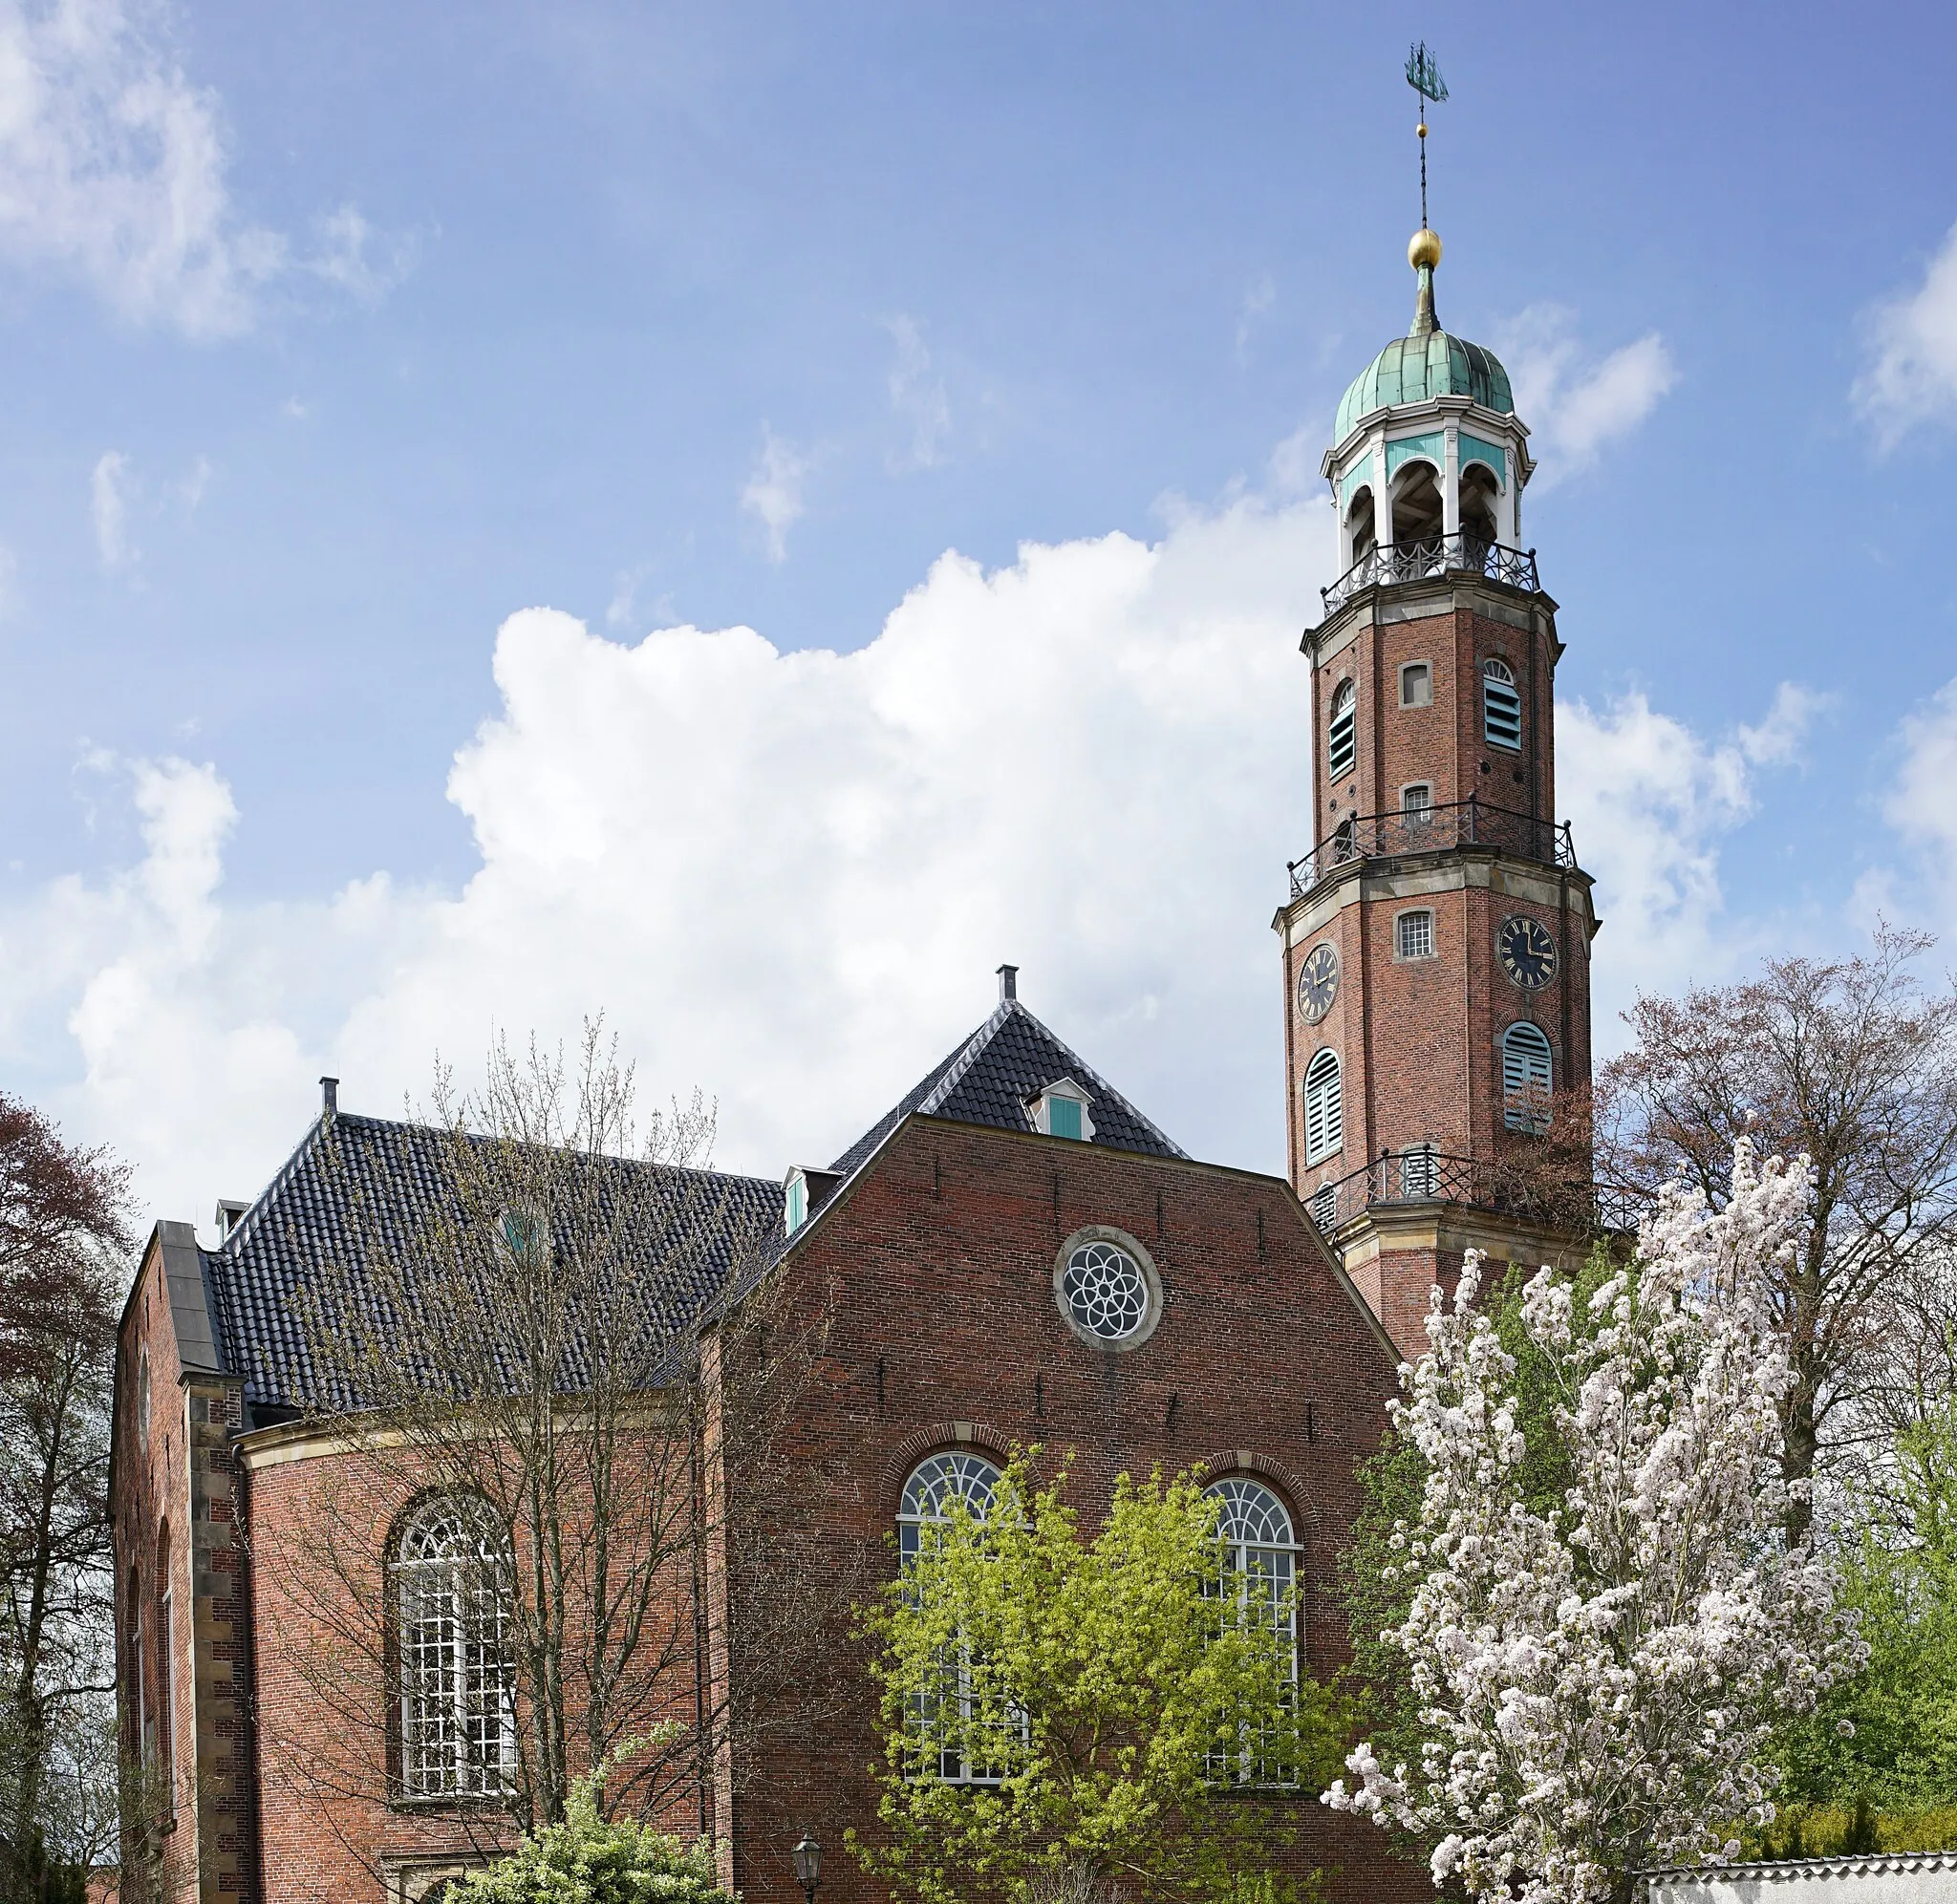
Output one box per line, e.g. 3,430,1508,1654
897,1451,1003,1570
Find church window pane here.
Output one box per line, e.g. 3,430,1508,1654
1399,661,1431,708
897,1454,1015,1784
1401,782,1431,814
1204,1478,1299,1785
396,1496,517,1802
1396,910,1434,960
1302,1050,1343,1166
1326,681,1356,782
1501,1022,1554,1133
1482,658,1522,752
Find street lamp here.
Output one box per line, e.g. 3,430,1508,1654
791,1833,822,1904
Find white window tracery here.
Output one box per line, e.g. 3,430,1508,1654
396,1495,517,1802
1205,1477,1301,1785
897,1452,1014,1784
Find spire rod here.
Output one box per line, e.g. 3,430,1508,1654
1404,42,1448,337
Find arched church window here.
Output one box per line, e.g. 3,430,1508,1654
156,1525,175,1811
1482,658,1523,753
1501,1022,1554,1134
1326,681,1356,783
394,1495,517,1801
897,1453,1013,1783
1302,1051,1343,1166
1204,1477,1300,1784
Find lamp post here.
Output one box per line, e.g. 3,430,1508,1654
791,1833,822,1904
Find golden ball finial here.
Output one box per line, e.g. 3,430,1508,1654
1409,226,1442,271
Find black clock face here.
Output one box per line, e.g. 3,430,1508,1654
1297,943,1340,1023
1498,915,1559,991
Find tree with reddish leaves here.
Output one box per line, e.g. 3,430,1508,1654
1596,926,1957,1540
0,1092,131,1901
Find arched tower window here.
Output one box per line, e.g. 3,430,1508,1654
395,1495,517,1801
1391,461,1443,546
1482,658,1522,753
1346,487,1376,565
897,1452,1010,1784
1302,1050,1343,1166
1326,681,1356,784
1461,463,1500,546
1204,1477,1300,1784
1501,1022,1554,1133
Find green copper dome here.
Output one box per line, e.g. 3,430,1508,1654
1334,330,1515,443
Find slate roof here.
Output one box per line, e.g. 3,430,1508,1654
828,997,1185,1178
203,1112,780,1417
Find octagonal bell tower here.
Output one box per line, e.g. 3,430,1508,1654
1277,221,1602,1359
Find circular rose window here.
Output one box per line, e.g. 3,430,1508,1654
1053,1229,1162,1349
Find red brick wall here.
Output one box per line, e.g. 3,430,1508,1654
731,1112,1425,1904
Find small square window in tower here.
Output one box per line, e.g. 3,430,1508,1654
1396,910,1434,960
1400,661,1432,708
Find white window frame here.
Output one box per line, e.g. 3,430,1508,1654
1326,680,1357,783
1395,909,1435,960
1204,1477,1300,1786
1501,1021,1555,1133
1301,1050,1343,1166
1399,660,1433,708
395,1496,518,1804
1028,1079,1095,1143
1483,657,1523,753
897,1453,1019,1786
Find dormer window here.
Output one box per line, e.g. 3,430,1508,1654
1029,1080,1095,1143
784,1169,808,1234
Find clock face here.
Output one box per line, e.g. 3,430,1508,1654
1498,915,1559,991
1297,943,1340,1023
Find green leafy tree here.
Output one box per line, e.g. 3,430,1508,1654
448,1759,733,1904
856,1453,1344,1904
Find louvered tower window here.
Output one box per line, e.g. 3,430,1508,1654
1326,681,1356,782
1501,1022,1554,1133
1302,1050,1343,1165
1483,658,1522,752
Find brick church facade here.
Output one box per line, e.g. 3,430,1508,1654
110,224,1600,1904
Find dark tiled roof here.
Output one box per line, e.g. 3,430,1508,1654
204,1113,780,1417
828,999,1185,1177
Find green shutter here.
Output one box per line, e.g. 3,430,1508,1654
1049,1096,1084,1141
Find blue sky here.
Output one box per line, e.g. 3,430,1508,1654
3,0,1956,1222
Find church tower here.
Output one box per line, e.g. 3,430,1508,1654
1277,211,1600,1359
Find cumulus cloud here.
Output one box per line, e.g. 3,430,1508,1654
1497,304,1677,484
90,448,131,566
1855,222,1957,447
0,484,1803,1229
1559,682,1818,1030
1873,676,1957,929
0,0,403,334
740,427,807,563
886,314,950,470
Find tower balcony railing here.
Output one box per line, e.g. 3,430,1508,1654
1302,1148,1645,1239
1321,533,1540,617
1287,796,1575,902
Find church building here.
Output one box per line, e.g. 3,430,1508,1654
109,214,1600,1904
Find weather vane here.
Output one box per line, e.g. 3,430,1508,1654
1405,41,1448,232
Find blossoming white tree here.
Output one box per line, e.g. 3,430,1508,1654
1325,1143,1867,1904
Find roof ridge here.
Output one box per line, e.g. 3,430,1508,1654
916,999,1016,1116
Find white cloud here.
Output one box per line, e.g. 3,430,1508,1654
0,480,1802,1230
740,427,807,563
1496,304,1677,484
886,314,950,470
1559,683,1817,1035
0,0,404,335
90,448,131,567
1855,222,1957,447
304,202,415,304
1874,677,1957,928
1235,272,1275,367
